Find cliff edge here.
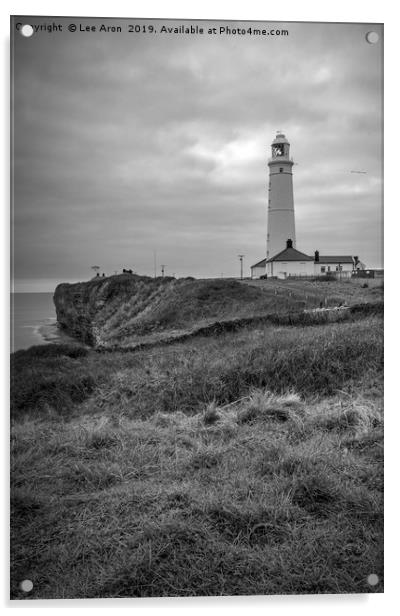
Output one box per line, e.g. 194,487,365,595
53,275,269,348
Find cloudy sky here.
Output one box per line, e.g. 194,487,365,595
11,17,383,291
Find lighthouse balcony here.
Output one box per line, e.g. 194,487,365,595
268,156,294,164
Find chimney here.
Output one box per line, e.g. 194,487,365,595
286,239,293,249
314,250,319,262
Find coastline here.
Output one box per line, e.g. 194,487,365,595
11,292,85,353
13,318,84,353
37,319,81,346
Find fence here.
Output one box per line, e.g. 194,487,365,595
286,271,352,281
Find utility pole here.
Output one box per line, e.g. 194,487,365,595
238,255,245,280
153,250,157,278
161,264,166,277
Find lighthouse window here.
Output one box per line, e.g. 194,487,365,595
279,168,283,173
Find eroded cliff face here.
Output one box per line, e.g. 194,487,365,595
54,282,103,346
53,275,270,348
53,275,157,346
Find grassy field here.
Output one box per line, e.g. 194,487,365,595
10,310,383,598
241,276,384,298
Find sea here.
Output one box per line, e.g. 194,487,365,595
10,293,76,353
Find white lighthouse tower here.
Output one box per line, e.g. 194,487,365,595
266,132,296,259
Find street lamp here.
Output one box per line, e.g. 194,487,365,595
238,255,245,280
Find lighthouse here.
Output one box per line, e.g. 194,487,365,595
251,133,363,280
266,132,296,259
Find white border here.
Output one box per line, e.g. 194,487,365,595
2,1,396,615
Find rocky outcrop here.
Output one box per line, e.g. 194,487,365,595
53,275,269,348
53,274,159,345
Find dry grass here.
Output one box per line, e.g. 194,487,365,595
11,387,383,598
11,315,382,420
10,311,383,599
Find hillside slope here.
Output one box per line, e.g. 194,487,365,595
10,315,383,598
54,274,383,348
54,275,275,347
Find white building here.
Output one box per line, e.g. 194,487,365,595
266,240,314,278
314,252,354,277
250,258,267,279
250,240,358,280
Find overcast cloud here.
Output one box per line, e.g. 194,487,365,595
12,18,383,291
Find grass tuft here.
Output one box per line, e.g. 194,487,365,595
202,401,221,426
291,473,340,516
189,447,223,470
237,390,303,424
314,399,382,434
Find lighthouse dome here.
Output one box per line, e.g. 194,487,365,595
272,132,290,145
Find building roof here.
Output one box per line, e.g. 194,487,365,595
252,251,356,268
250,258,267,269
317,256,354,264
267,246,314,263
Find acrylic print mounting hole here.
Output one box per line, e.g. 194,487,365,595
20,579,33,592
20,24,34,37
366,31,379,44
367,573,379,586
